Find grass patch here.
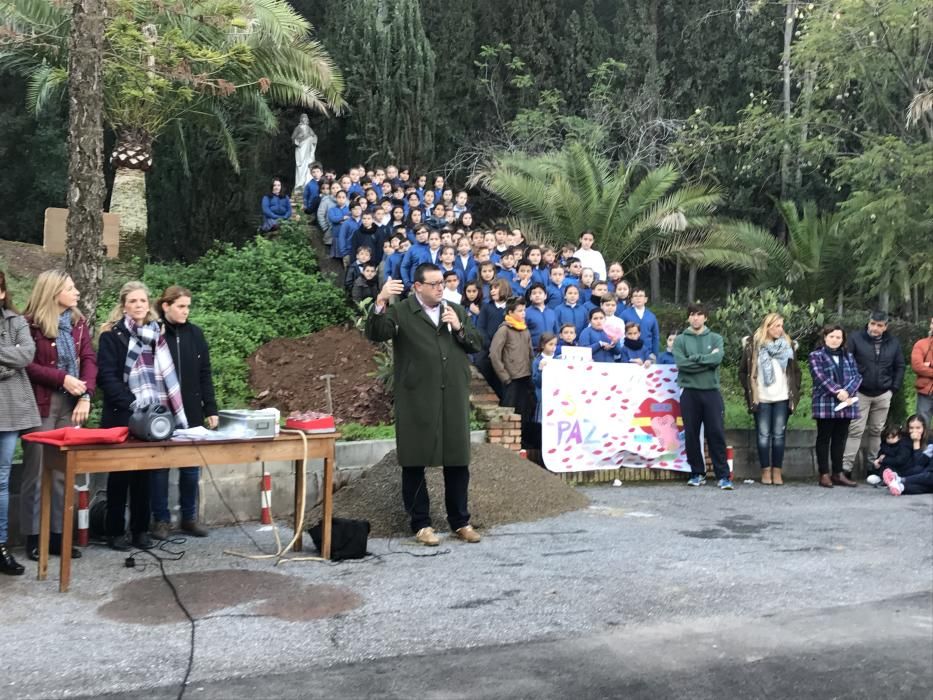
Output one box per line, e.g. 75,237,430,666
337,423,396,441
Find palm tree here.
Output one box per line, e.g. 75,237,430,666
0,0,344,260
470,142,784,294
770,200,850,312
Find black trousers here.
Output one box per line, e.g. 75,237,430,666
815,418,851,475
681,388,728,479
106,470,151,537
401,466,470,533
502,376,536,449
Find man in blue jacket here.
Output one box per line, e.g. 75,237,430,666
621,288,661,357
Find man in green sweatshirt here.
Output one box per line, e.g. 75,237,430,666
672,303,733,489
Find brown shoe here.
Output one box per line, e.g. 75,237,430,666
832,472,857,487
150,521,172,541
761,467,773,485
771,468,784,485
454,525,481,543
415,527,440,546
181,520,209,538
818,474,833,488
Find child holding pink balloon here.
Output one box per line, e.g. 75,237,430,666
580,309,622,362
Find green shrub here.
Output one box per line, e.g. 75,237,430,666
193,310,273,408
714,287,826,365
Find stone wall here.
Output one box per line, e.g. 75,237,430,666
469,367,524,453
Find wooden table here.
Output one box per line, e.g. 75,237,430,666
38,432,338,592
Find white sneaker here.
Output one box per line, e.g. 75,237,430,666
866,474,882,486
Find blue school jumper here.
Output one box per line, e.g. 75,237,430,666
621,306,661,357
578,327,622,363
556,303,588,335
525,305,559,350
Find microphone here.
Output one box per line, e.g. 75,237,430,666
441,299,452,333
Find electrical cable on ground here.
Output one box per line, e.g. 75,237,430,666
195,429,325,565
126,541,195,700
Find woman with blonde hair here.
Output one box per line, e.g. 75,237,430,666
21,270,96,562
97,281,187,550
739,312,802,485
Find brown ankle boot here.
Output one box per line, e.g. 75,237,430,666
832,472,857,487
818,473,833,488
771,468,783,485
761,467,773,485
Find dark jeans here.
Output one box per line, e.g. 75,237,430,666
902,470,933,495
107,470,151,537
681,388,729,480
815,418,851,475
401,466,470,533
150,467,200,523
755,400,789,469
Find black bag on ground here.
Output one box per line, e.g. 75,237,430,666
308,518,370,560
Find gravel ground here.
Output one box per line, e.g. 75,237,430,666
311,443,590,536
0,482,930,699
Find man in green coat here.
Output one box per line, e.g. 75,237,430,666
366,263,485,546
672,302,733,490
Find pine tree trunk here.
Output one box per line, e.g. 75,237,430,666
64,0,106,326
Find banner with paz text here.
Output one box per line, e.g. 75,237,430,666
541,361,690,473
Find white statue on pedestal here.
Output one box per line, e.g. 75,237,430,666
292,114,317,192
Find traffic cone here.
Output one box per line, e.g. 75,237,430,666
76,485,90,547
260,471,273,525
726,446,735,482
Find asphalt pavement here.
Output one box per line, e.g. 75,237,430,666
1,481,931,699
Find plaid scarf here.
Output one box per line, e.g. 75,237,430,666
123,315,188,428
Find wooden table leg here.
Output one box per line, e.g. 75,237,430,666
59,456,76,593
37,450,52,581
322,446,334,560
293,458,305,552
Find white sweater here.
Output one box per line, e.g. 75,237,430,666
573,247,607,281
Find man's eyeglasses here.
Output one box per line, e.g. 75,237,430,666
417,281,444,289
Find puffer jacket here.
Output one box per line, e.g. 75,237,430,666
846,329,905,397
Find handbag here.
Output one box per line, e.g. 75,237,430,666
308,517,370,560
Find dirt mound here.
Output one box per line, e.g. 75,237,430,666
248,325,393,425
0,239,64,278
311,442,590,537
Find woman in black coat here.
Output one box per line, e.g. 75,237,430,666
149,286,218,540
